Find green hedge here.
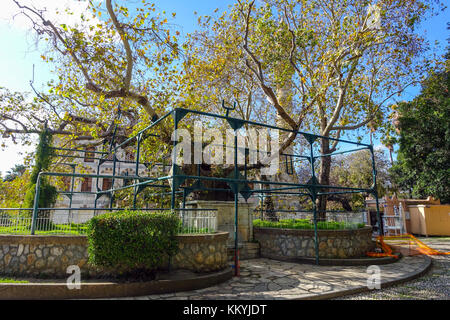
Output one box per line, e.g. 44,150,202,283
253,219,365,230
86,210,180,274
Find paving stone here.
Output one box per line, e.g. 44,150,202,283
112,238,441,300
336,238,449,300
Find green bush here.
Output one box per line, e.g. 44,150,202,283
24,182,58,210
23,182,58,231
87,210,180,275
253,219,365,230
22,129,58,231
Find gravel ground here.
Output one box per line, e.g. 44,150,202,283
336,237,450,300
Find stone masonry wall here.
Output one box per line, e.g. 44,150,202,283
0,235,90,278
0,232,229,278
254,226,374,260
172,232,229,272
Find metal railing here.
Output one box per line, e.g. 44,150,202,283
177,208,217,234
0,207,219,235
0,208,90,235
253,209,367,230
0,212,33,234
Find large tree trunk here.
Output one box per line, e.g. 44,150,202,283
327,195,353,212
316,137,331,221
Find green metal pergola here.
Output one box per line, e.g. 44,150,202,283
28,106,382,276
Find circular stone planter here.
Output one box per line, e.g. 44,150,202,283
254,226,375,261
0,268,232,300
0,232,229,278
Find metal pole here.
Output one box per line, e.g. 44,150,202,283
94,149,101,211
234,129,240,276
30,174,42,235
171,110,177,210
68,164,75,223
168,110,179,273
109,153,117,210
133,133,142,209
312,193,319,265
181,189,187,229
309,142,320,265
369,145,383,236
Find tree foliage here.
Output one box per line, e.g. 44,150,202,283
390,57,450,203
0,170,30,209
0,0,445,210
3,0,182,152
2,164,27,182
24,129,57,210
186,0,443,214
329,149,392,210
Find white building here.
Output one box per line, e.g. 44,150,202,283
52,143,152,224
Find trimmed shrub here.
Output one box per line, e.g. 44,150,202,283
253,218,365,230
87,210,180,275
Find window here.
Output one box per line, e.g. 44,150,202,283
81,177,92,192
84,146,96,163
102,178,112,191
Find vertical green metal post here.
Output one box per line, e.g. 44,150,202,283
369,145,383,236
30,173,42,235
171,110,177,210
109,153,117,210
309,142,320,265
133,133,142,209
168,110,179,274
94,147,102,211
311,194,319,265
234,130,240,276
68,164,75,221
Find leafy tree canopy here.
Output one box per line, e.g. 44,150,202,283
0,170,30,208
390,53,449,203
2,164,27,182
329,149,392,210
0,0,446,210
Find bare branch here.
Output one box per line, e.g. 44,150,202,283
331,81,417,132
105,0,133,91
237,0,297,130
13,0,161,123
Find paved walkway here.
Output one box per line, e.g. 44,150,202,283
124,255,431,300
337,237,449,300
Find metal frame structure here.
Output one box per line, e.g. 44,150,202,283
10,106,382,275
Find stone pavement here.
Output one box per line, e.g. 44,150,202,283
122,255,431,300
337,237,449,300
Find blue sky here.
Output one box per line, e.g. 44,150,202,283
0,0,448,174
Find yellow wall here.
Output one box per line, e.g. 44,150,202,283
408,206,426,235
408,205,450,236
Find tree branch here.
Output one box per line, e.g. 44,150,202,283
237,0,297,130
105,0,133,91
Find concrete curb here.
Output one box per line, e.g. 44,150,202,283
0,268,233,300
299,255,433,300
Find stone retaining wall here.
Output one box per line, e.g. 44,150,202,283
0,232,229,278
254,226,374,260
171,232,229,272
